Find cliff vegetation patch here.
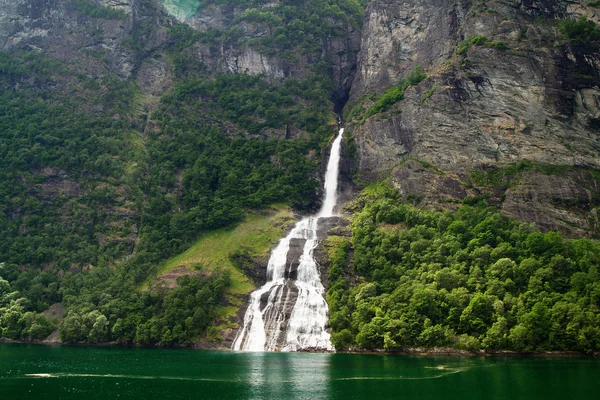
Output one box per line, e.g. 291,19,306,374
346,66,427,124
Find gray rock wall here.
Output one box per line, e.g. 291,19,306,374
347,0,600,237
3,0,599,237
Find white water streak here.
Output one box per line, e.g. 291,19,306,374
233,128,344,352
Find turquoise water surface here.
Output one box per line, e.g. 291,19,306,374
0,343,598,399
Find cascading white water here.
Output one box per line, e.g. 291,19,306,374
232,128,344,352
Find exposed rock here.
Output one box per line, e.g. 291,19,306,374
100,0,133,14
314,216,352,290
135,54,173,96
286,238,306,280
183,2,361,106
501,169,600,236
0,0,61,49
223,46,285,78
41,302,64,344
0,0,173,85
348,0,600,237
354,115,413,181
390,160,468,206
155,266,196,289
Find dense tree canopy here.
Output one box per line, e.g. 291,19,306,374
327,185,600,353
0,6,338,343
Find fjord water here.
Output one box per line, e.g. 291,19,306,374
1,343,599,400
233,128,344,352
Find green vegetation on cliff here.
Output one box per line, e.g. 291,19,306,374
166,0,364,61
558,17,600,43
0,0,343,344
346,66,427,124
328,184,600,353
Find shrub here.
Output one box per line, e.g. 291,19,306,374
470,35,488,45
558,17,600,43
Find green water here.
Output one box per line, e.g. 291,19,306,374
0,343,598,399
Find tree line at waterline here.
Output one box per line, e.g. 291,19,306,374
327,185,600,353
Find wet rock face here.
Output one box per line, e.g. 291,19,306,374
314,216,351,291
348,0,600,237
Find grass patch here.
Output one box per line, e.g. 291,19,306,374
470,161,577,189
361,179,395,197
146,204,295,329
348,66,427,124
322,235,350,259
153,204,294,294
363,66,426,120
456,35,508,56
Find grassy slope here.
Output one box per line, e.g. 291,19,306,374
148,204,295,329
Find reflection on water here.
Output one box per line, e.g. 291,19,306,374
1,343,600,400
243,352,330,400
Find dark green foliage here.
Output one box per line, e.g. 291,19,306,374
0,30,334,345
73,0,128,20
58,269,230,345
327,187,600,352
163,73,331,136
558,17,600,43
0,51,139,270
127,72,332,279
0,275,57,340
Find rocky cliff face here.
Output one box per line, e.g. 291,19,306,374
0,0,173,95
3,0,599,241
347,0,600,237
176,1,362,109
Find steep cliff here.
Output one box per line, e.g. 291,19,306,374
0,0,363,346
2,0,600,348
346,0,600,238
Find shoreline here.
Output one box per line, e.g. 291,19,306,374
338,347,600,358
1,337,598,358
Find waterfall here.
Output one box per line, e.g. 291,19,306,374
232,128,344,352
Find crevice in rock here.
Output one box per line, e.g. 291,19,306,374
332,90,350,116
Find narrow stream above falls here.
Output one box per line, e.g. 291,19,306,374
232,128,345,352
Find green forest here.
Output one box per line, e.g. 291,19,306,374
2,0,600,354
0,0,357,343
327,184,600,353
0,41,337,343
